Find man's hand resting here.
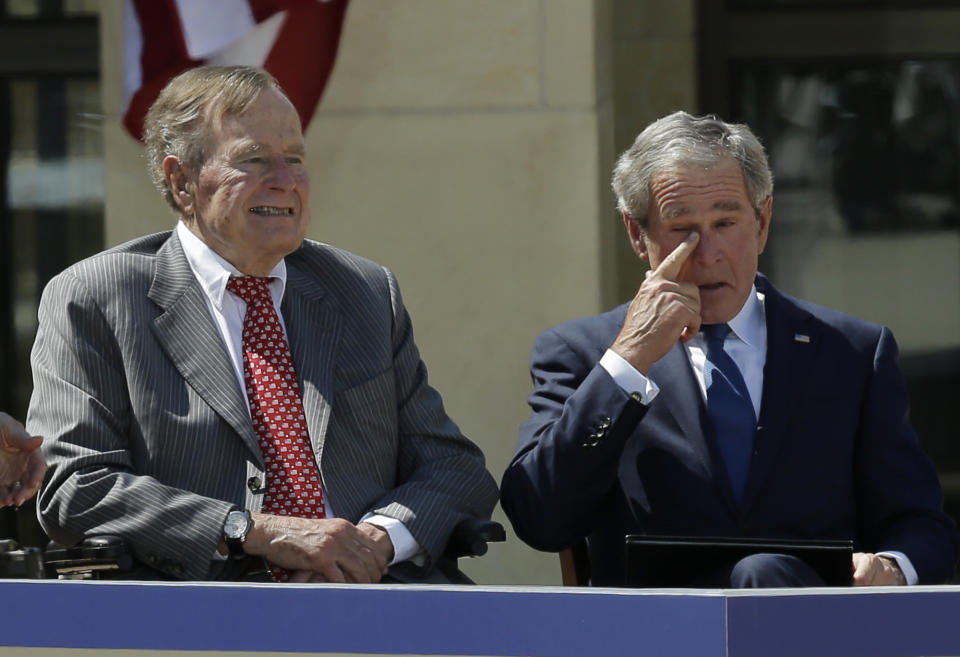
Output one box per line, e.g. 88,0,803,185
852,552,907,586
244,513,393,583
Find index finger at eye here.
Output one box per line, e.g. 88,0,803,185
655,232,699,281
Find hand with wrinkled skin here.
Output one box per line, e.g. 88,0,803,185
244,513,392,583
0,412,46,507
852,552,907,586
288,522,396,583
611,232,702,374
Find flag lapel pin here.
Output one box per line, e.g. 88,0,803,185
794,333,811,343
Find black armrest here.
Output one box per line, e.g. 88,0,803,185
45,535,134,579
0,539,45,579
443,518,506,559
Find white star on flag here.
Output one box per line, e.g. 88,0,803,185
122,0,348,140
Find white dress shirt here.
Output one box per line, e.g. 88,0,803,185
599,285,917,584
176,221,419,565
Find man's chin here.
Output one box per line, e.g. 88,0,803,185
699,302,738,326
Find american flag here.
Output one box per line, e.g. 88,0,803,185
122,0,348,140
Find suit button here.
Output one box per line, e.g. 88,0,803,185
582,432,602,447
247,476,263,492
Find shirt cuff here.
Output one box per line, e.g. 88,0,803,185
877,550,918,585
360,513,421,566
599,349,660,405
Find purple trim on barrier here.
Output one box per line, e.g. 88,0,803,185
727,589,960,657
0,581,726,657
5,581,960,656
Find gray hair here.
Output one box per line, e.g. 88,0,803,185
611,111,773,226
143,66,289,211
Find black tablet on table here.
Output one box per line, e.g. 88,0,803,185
624,535,854,587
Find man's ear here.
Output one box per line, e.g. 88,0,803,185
622,212,649,261
757,195,773,254
162,155,194,216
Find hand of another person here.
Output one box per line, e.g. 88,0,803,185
610,232,701,374
245,513,390,583
852,552,906,586
0,412,47,507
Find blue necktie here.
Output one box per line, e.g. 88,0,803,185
702,323,756,502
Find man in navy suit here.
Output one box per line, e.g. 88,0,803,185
500,111,957,587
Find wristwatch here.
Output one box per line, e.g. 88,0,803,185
222,509,252,560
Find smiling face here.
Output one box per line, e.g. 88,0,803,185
166,86,310,275
627,157,772,324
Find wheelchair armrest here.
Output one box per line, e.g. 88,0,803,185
45,535,134,579
443,518,506,559
0,539,45,579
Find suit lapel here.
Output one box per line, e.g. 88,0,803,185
648,344,713,475
281,264,340,467
741,276,820,513
148,232,263,463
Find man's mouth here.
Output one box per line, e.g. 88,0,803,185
699,282,727,292
249,206,294,216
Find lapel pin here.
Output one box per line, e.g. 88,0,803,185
794,333,810,343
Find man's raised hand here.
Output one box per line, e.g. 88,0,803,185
611,232,701,374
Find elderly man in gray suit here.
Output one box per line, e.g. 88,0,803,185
27,66,497,583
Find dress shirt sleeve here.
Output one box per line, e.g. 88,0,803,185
360,512,422,565
877,550,918,586
599,349,660,405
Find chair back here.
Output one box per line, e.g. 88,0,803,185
559,538,590,585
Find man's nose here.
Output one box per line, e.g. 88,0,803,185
693,230,721,263
266,160,298,190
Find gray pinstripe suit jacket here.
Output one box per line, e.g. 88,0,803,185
27,230,497,580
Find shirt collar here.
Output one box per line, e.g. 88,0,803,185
176,220,287,310
726,284,765,350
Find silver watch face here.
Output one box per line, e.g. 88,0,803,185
224,511,249,539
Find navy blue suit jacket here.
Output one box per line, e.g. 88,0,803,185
501,275,957,586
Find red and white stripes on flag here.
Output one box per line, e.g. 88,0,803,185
123,0,348,140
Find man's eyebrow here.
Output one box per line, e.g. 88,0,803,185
712,199,743,211
232,142,306,157
663,207,691,220
230,142,264,158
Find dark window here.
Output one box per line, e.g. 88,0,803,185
0,0,100,545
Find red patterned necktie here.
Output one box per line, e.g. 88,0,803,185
226,276,326,581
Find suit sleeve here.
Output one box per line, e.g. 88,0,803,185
856,327,959,583
500,326,648,552
28,271,233,581
363,269,498,573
